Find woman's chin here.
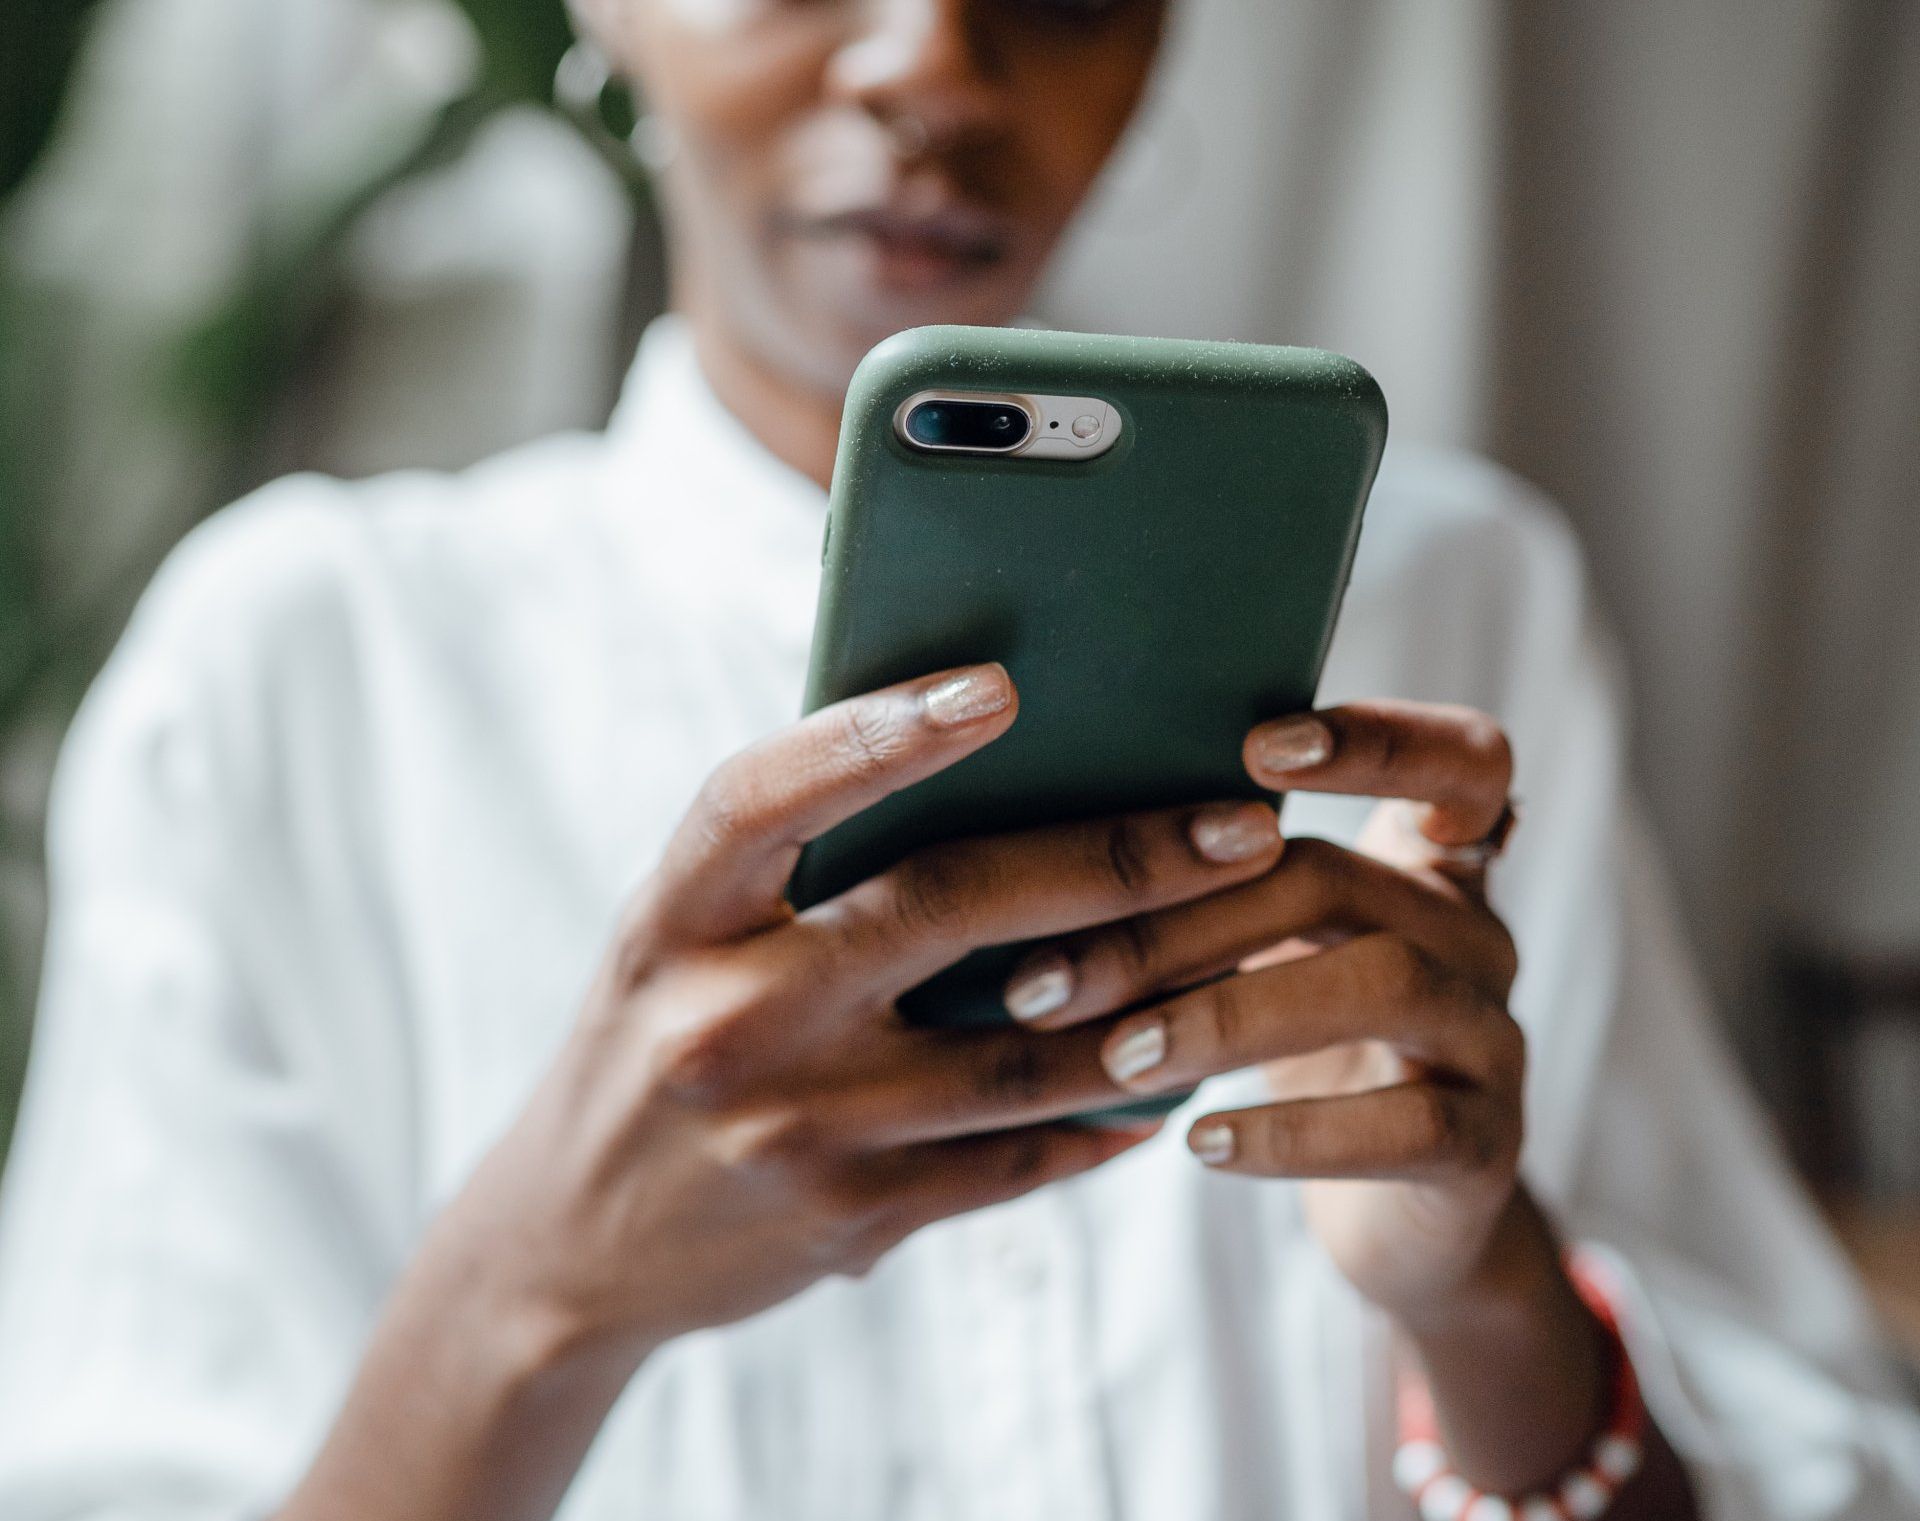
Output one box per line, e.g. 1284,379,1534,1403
791,241,1032,347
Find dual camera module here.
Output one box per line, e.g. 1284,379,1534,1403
895,391,1121,461
903,398,1031,452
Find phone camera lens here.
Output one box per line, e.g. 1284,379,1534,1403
903,398,1031,453
908,405,949,445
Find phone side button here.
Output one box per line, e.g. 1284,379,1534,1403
820,514,833,565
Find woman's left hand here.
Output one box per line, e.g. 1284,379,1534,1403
1003,699,1527,1322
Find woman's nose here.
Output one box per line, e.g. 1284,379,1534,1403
827,0,1005,150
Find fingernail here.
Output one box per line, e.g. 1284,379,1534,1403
922,665,1012,728
1189,1123,1235,1165
1104,1019,1168,1083
1251,715,1333,774
1189,802,1279,863
1004,950,1074,1021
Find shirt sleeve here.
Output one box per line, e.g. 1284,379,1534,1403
1473,484,1920,1516
0,491,420,1518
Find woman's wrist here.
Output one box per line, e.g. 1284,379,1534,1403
407,1209,655,1415
1389,1186,1583,1337
278,1214,655,1521
1388,1187,1611,1496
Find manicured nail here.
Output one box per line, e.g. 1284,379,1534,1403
922,665,1012,727
1189,1123,1235,1165
1252,715,1333,774
1189,802,1279,863
1004,950,1074,1021
1104,1019,1167,1083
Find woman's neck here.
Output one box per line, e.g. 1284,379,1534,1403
681,310,845,493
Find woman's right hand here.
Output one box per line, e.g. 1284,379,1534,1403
283,661,1283,1521
432,661,1286,1372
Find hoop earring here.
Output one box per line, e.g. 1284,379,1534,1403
554,38,674,174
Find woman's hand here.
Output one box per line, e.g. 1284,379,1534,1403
1000,698,1525,1321
1003,698,1697,1512
1241,701,1527,1318
288,660,1296,1521
453,662,1294,1363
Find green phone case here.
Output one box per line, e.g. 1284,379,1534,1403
789,325,1386,1123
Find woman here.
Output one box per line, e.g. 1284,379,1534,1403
0,1,1915,1517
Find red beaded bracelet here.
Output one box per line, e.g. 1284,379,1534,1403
1391,1249,1647,1521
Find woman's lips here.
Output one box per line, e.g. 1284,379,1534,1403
785,202,1014,291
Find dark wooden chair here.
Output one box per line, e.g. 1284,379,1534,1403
1775,945,1920,1189
1774,942,1920,1375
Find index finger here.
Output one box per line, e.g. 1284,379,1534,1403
640,664,1018,947
1242,699,1513,846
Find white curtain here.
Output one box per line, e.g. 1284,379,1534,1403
1045,0,1920,1095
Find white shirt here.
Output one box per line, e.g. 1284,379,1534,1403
2,316,1916,1520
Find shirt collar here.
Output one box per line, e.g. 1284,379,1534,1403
597,315,827,644
605,313,829,537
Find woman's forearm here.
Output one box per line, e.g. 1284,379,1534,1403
274,1224,649,1521
1395,1187,1700,1518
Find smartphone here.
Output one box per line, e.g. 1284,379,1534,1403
788,324,1386,1122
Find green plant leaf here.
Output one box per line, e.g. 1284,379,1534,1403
0,0,654,1152
0,0,108,200
451,0,576,105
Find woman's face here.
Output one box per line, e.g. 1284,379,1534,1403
587,0,1169,393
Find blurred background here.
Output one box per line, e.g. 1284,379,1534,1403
2,0,1916,1333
